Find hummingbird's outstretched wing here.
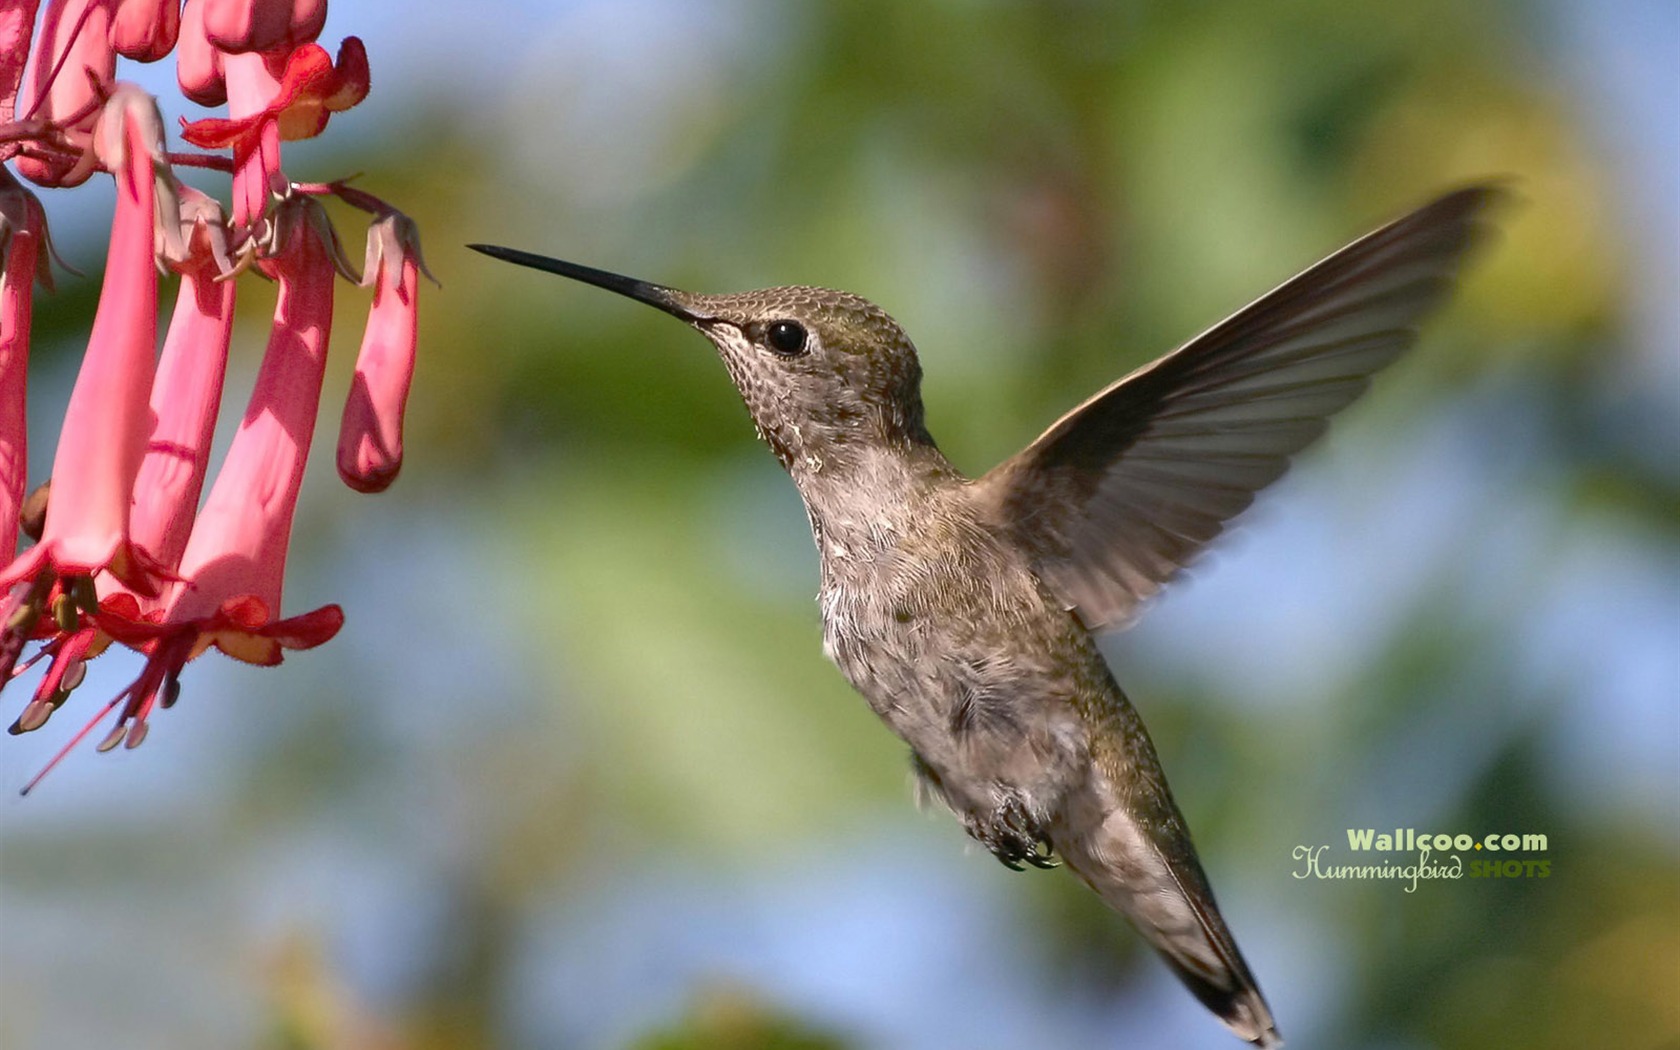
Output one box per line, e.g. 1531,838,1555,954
975,185,1502,631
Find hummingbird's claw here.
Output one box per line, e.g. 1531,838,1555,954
1024,842,1059,869
977,793,1058,871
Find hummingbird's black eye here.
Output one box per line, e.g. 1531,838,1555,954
766,320,808,356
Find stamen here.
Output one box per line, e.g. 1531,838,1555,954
4,600,36,632
51,590,78,633
19,688,129,795
18,477,50,537
68,575,98,617
10,698,51,734
11,643,54,679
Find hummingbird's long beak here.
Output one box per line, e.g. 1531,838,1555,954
468,244,710,323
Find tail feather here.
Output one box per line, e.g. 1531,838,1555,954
1055,785,1281,1047
1156,944,1281,1048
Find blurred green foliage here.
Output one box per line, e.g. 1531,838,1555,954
628,987,849,1050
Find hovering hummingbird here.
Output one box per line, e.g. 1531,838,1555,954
471,185,1499,1047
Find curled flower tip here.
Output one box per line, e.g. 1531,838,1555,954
16,0,117,188
180,36,369,156
109,0,181,62
203,0,326,54
93,85,186,266
339,212,424,493
310,35,368,112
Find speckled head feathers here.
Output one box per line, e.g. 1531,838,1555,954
467,244,935,471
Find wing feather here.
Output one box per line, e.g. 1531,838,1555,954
975,185,1502,630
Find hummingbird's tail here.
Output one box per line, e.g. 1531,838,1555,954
1054,780,1282,1047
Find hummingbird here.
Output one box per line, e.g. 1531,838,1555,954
471,184,1499,1047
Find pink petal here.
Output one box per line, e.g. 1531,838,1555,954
197,595,342,664
97,591,342,667
180,38,368,152
172,112,253,150
254,601,342,650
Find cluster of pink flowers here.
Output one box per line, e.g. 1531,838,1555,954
0,0,427,791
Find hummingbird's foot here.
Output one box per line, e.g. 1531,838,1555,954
1023,840,1060,870
978,795,1058,871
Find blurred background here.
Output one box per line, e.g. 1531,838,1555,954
2,0,1676,1048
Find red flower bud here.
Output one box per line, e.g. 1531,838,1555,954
338,211,427,493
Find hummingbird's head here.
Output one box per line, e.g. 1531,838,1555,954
470,246,933,476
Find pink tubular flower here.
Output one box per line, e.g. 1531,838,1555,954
127,187,236,570
2,1,423,788
50,197,346,763
0,171,48,691
339,209,428,493
0,171,47,560
1,86,168,596
172,195,337,633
